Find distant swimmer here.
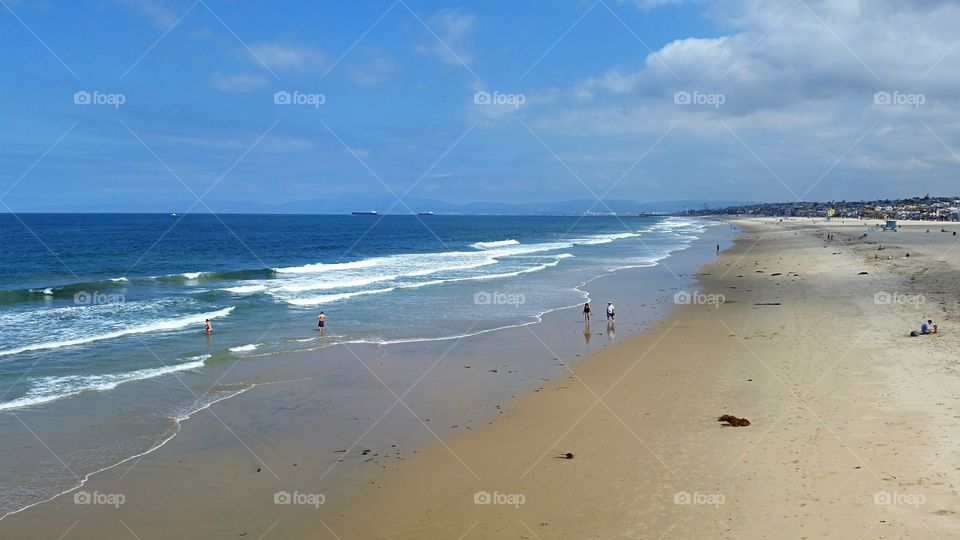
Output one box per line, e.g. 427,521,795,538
205,319,212,335
606,301,615,322
583,302,591,322
317,311,327,330
716,244,720,255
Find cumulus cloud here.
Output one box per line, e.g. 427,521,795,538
511,0,960,201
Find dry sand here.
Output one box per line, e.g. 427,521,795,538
322,218,960,539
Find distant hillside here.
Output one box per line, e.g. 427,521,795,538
267,197,755,215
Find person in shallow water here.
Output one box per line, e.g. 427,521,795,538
582,302,591,322
317,311,327,330
606,301,615,321
204,319,212,335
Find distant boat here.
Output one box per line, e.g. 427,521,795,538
417,211,434,216
352,210,379,215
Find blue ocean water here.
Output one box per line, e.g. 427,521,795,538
0,214,707,411
0,213,719,517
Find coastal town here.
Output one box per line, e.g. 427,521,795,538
702,195,960,221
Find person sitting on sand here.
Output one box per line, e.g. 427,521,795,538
582,302,591,322
921,320,933,334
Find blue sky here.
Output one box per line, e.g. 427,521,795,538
2,0,960,212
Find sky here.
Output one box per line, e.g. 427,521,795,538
2,0,960,212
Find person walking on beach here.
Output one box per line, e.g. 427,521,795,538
606,301,615,322
583,302,591,322
317,311,327,330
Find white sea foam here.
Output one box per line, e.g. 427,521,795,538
0,355,209,411
276,275,398,293
573,232,642,245
285,287,397,306
181,272,203,280
470,239,519,249
0,307,235,357
222,284,268,294
229,344,259,352
274,258,379,274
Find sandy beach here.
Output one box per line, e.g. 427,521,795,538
4,217,960,539
321,217,960,539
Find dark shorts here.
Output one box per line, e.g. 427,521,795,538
318,321,325,327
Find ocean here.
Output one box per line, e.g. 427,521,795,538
0,213,713,516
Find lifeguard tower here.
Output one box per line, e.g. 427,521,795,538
882,219,897,231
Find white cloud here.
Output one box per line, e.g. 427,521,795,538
209,71,270,93
347,50,398,86
510,0,960,201
117,0,179,29
416,9,477,66
246,41,328,73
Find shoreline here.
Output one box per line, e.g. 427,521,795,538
321,217,960,539
0,221,733,537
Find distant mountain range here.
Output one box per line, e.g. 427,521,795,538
220,197,756,215
6,196,756,215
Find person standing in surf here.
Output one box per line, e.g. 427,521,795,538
606,301,615,322
583,302,591,322
317,311,327,331
204,319,213,335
